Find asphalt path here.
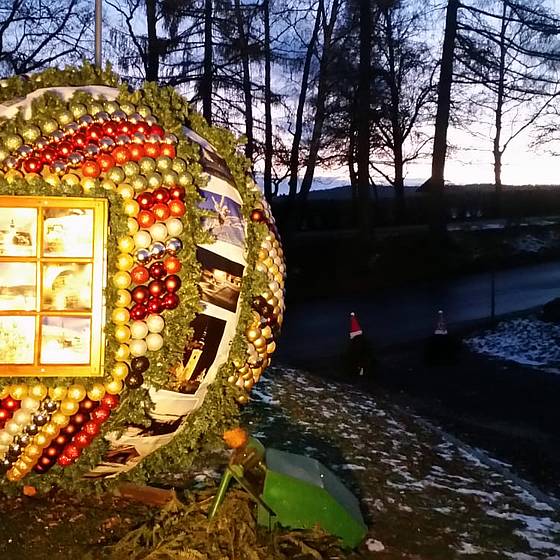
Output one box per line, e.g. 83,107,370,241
277,260,560,364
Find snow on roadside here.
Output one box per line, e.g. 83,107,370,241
243,366,560,559
465,317,560,368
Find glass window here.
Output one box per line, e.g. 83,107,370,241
0,196,108,377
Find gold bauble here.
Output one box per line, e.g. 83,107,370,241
34,433,49,447
123,161,140,177
115,344,130,361
87,383,106,401
156,156,173,171
48,386,67,400
6,468,23,482
4,133,23,151
123,199,140,217
60,400,79,416
116,253,135,271
29,384,48,400
62,173,81,188
253,336,267,350
113,271,132,290
19,454,35,467
67,384,87,402
51,411,70,427
105,379,123,395
172,158,187,173
162,170,178,186
118,235,135,254
115,325,131,343
177,172,192,187
56,110,73,125
112,362,129,381
266,341,277,354
131,175,148,192
108,167,126,183
137,105,152,117
22,124,41,143
70,102,87,118
0,386,9,399
117,183,135,200
25,444,42,459
243,379,254,390
237,395,249,405
42,423,59,438
10,384,27,400
81,177,97,192
89,101,104,115
139,157,156,174
105,100,121,114
101,179,117,191
146,172,162,189
246,327,260,342
128,217,140,235
116,289,132,307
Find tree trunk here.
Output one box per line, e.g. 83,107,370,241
357,0,373,241
234,0,254,161
201,0,213,124
385,8,405,223
145,0,159,82
297,0,341,225
493,1,508,217
263,0,273,201
286,0,323,204
429,0,459,233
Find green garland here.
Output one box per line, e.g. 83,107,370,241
0,64,270,494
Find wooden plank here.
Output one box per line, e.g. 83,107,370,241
114,483,175,506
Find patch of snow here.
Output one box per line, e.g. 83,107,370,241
365,538,385,552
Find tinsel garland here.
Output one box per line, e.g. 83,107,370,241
0,64,271,494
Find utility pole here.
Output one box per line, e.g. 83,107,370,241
95,0,102,67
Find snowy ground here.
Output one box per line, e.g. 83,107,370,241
465,317,560,370
242,366,560,559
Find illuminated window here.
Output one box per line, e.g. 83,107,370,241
0,196,108,377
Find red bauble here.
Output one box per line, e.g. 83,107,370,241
137,192,154,210
42,147,57,163
130,303,148,320
23,157,43,174
162,292,180,310
83,420,101,437
168,199,186,217
149,262,166,280
97,153,115,172
149,124,165,137
164,274,181,293
87,124,104,141
73,432,91,449
117,121,133,136
250,209,265,222
131,265,150,284
57,454,74,467
81,160,101,178
112,146,130,165
164,256,182,274
62,423,78,437
79,398,95,412
137,210,156,229
129,144,145,161
148,280,165,297
45,446,59,459
2,398,18,411
101,394,120,410
135,121,149,135
160,144,176,158
0,409,9,422
65,444,81,460
58,141,73,157
132,285,151,304
33,464,47,474
71,412,88,425
54,434,68,447
153,188,170,204
152,203,170,221
144,142,161,158
73,132,88,148
147,296,164,314
91,407,111,423
39,456,54,467
103,121,118,137
169,186,185,201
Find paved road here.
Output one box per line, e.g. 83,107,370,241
276,260,560,364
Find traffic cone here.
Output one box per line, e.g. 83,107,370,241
350,312,363,339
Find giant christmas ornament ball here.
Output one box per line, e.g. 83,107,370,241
0,64,285,487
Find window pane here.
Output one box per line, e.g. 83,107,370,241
0,316,35,364
0,208,37,257
0,263,36,310
42,263,92,311
43,208,94,257
40,316,91,364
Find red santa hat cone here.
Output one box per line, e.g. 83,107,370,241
350,312,363,339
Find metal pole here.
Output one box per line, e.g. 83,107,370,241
94,0,102,67
490,267,496,324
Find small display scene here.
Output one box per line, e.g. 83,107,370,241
42,263,92,311
0,262,36,311
0,316,35,364
43,208,94,258
40,316,91,365
0,208,37,257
